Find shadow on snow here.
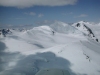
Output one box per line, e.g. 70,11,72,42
0,41,87,75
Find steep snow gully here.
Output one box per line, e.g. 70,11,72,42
0,21,100,75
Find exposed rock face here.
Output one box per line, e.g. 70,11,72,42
72,21,98,42
0,29,12,37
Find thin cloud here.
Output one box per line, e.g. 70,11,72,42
62,12,73,15
0,0,78,8
38,14,44,17
74,14,88,18
62,13,67,15
29,12,36,16
78,14,88,17
69,12,73,14
15,18,25,19
0,24,14,28
35,20,53,25
24,12,36,16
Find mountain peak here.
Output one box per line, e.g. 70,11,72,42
72,21,98,42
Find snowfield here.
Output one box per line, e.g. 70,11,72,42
0,21,100,75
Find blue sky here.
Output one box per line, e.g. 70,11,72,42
0,0,100,27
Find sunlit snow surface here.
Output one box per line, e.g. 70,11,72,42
0,21,100,75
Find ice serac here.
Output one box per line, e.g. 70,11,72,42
72,21,98,42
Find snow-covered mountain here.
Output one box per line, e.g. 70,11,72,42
0,21,100,75
50,21,83,36
72,21,98,42
0,29,12,37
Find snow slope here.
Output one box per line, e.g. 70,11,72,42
0,21,100,75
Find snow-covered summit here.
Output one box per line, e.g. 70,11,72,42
32,26,53,33
72,21,98,42
24,26,54,37
50,21,82,34
77,21,93,25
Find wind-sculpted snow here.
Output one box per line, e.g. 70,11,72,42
0,21,100,75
